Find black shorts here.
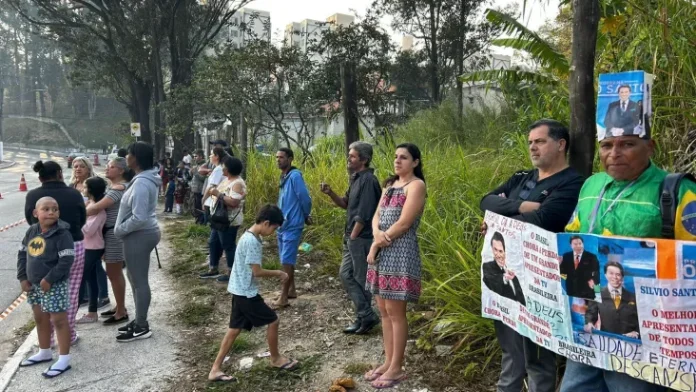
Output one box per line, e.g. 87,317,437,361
229,294,277,331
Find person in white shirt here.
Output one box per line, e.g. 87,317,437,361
182,149,192,168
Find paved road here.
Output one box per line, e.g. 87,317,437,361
0,148,78,369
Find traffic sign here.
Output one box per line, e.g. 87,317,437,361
130,123,141,137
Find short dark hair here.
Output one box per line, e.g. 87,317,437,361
604,261,624,276
618,84,631,93
117,148,128,158
223,156,244,176
255,204,284,226
212,146,229,163
85,177,107,202
570,235,583,244
491,231,505,250
33,160,62,181
529,119,570,153
127,142,154,170
277,147,294,159
183,149,188,153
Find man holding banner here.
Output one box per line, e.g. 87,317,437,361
561,91,696,390
480,119,584,392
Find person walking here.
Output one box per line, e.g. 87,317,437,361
25,161,86,346
320,142,381,335
364,143,426,389
85,158,132,325
479,119,583,392
206,157,246,283
272,148,312,309
71,157,110,310
199,147,230,278
76,177,107,324
114,142,161,342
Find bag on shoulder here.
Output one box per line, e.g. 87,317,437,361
659,173,696,239
209,194,230,231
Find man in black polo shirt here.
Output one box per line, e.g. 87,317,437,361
480,119,584,392
321,141,382,335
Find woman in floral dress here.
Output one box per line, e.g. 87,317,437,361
365,143,426,389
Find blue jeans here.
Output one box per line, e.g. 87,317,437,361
561,360,667,392
208,226,239,271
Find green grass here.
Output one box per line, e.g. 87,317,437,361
343,362,372,375
14,319,36,339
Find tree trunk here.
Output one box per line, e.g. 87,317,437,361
240,114,248,178
429,3,440,103
341,61,359,155
568,0,600,178
169,1,195,160
0,83,4,143
455,0,466,121
133,79,153,143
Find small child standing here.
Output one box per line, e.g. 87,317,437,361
207,204,299,383
17,197,75,378
174,162,190,215
77,177,107,323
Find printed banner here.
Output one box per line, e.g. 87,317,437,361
482,211,696,391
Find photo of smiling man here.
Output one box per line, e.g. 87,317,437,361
482,231,525,305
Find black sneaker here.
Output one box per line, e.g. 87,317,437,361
216,274,230,283
199,270,220,279
118,321,136,335
97,298,111,310
117,324,152,342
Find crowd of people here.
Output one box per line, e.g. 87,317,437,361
14,115,691,391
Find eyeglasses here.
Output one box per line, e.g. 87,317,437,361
518,180,537,200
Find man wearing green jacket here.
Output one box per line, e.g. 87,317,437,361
561,129,696,391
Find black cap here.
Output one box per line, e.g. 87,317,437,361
209,139,228,147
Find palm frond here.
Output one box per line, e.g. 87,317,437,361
460,68,562,88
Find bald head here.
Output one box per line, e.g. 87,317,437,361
34,197,60,226
36,197,58,209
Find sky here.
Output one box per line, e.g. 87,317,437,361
244,0,561,45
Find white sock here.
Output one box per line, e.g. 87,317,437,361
28,348,52,362
53,354,71,370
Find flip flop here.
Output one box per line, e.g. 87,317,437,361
19,358,52,367
42,365,72,379
364,369,383,381
275,359,298,371
266,300,290,310
209,374,237,382
371,374,407,389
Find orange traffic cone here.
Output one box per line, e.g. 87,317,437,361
93,153,101,166
19,174,28,192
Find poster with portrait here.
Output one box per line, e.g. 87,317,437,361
596,70,654,141
481,211,696,390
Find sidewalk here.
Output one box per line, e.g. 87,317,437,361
0,226,180,392
0,161,16,170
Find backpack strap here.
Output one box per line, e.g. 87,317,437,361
660,173,696,239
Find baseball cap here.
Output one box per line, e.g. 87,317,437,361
209,139,228,147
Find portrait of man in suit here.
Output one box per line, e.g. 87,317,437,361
603,84,641,136
584,261,640,340
482,232,525,305
560,236,600,300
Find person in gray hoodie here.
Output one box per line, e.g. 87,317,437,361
114,142,161,343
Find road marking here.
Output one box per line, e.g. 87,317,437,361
0,292,27,322
0,219,27,233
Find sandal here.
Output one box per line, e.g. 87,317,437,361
42,365,72,379
76,315,97,324
371,374,408,389
19,357,52,367
364,368,383,381
209,374,237,382
274,359,298,371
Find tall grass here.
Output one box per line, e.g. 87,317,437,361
242,103,527,370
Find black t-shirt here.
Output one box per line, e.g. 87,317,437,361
24,181,86,242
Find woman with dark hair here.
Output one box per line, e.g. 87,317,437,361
77,177,107,324
85,158,133,324
205,157,246,282
24,160,86,346
114,142,161,342
199,147,230,279
160,158,174,196
364,143,426,388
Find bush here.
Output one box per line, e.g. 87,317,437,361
241,103,526,369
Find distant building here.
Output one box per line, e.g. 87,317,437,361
326,13,354,30
284,13,355,55
227,8,271,48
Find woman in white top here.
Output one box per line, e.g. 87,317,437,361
199,153,245,283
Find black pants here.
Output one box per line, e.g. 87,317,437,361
82,249,105,313
194,192,205,225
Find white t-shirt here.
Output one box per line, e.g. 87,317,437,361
183,154,192,165
203,165,224,208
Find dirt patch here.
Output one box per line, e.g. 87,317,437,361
162,219,499,392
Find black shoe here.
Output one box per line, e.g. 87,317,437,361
117,324,152,342
216,274,230,283
97,298,111,310
103,314,129,325
199,270,220,279
343,319,362,334
101,308,117,317
355,316,380,335
118,320,136,335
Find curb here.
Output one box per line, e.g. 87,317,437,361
0,327,37,392
0,161,16,170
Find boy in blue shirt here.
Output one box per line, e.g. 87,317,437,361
17,197,75,378
207,204,299,382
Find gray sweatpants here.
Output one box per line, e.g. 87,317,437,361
339,237,376,320
494,320,557,392
123,229,161,328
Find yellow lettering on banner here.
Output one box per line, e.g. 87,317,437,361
610,355,696,392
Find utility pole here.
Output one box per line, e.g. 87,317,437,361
341,61,359,154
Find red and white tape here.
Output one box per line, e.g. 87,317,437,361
0,292,28,322
0,219,27,233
